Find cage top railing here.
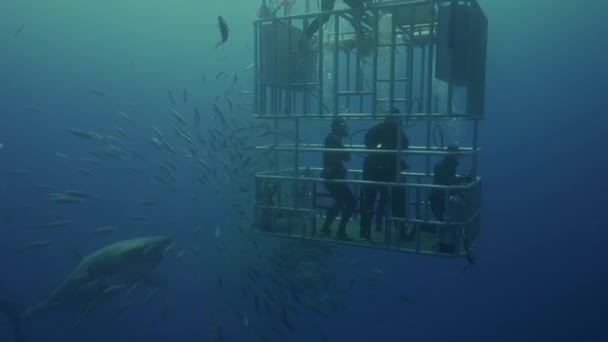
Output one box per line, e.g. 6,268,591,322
255,171,479,191
255,0,484,23
321,21,434,38
256,166,467,180
253,112,480,120
257,166,432,177
253,0,474,23
255,144,480,156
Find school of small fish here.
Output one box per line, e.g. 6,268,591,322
0,5,413,342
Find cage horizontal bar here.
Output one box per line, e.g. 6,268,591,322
255,144,481,156
255,230,467,258
253,112,481,120
254,174,479,190
253,0,444,23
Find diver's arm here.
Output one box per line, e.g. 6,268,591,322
400,131,410,150
337,138,351,161
328,135,350,162
455,174,474,184
343,148,351,162
365,124,381,149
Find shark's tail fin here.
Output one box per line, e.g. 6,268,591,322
0,298,27,342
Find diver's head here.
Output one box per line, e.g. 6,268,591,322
331,116,349,137
384,107,400,125
266,181,278,194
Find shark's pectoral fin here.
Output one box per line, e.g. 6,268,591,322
79,265,108,296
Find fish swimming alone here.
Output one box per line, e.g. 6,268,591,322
216,16,229,48
55,152,70,159
170,109,188,126
24,106,42,113
88,89,105,97
94,226,119,235
23,236,173,320
119,112,134,123
67,128,101,141
21,240,55,251
31,220,72,229
13,24,25,38
130,60,138,77
193,106,201,126
168,89,177,105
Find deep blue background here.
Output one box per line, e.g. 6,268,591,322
1,0,607,341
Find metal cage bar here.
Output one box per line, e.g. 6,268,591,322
252,0,486,257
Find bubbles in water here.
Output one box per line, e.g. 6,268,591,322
446,118,464,144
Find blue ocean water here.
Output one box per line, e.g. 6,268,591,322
1,0,607,341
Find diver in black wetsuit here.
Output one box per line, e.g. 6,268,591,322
429,144,473,253
0,299,26,342
320,117,355,240
259,181,279,231
429,144,473,221
360,108,410,240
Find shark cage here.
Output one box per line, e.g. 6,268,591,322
252,0,487,258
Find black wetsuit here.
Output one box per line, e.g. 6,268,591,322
360,121,409,239
259,183,278,231
429,157,472,253
321,132,355,238
303,0,372,41
429,157,467,221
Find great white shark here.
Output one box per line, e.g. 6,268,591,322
18,236,173,323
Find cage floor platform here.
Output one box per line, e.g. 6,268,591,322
257,209,466,256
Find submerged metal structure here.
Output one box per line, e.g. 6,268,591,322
252,0,487,257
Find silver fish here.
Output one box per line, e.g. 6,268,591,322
168,89,177,105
